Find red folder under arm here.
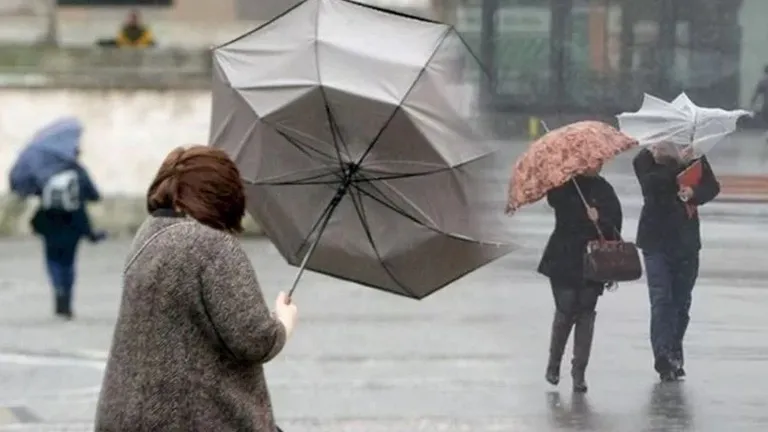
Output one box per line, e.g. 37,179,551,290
677,159,702,188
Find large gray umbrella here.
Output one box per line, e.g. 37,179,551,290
210,0,513,299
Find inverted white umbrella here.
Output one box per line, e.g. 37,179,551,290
616,92,752,158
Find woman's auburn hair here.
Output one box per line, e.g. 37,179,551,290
146,145,246,233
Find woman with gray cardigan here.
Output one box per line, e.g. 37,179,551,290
95,146,298,431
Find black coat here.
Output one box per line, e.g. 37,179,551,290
537,175,623,283
633,149,720,254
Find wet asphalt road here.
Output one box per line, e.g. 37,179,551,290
1,133,768,431
0,202,767,431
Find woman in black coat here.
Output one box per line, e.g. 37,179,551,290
633,145,719,381
538,168,623,393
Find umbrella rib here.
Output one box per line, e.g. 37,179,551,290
351,182,489,245
248,165,341,184
213,0,305,50
361,160,445,169
321,95,352,175
353,166,451,182
292,186,344,266
355,172,439,227
343,0,441,24
273,127,339,165
347,185,418,298
246,169,342,186
325,100,353,165
353,28,452,168
356,151,500,182
257,179,342,186
312,12,350,171
451,27,494,85
266,121,339,162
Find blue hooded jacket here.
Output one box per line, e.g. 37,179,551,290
11,118,102,243
10,117,99,200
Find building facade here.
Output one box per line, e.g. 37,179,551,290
459,0,752,114
8,0,766,112
55,0,433,21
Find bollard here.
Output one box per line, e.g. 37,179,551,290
528,116,540,139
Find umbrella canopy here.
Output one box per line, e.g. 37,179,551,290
617,92,752,157
210,0,512,299
506,121,637,213
9,117,83,197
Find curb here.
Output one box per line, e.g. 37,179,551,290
715,196,768,204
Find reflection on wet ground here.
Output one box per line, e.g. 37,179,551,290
544,383,693,432
645,383,693,432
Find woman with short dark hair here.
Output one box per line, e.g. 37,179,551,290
95,145,297,431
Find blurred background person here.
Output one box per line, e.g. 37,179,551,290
9,117,106,320
97,9,156,48
116,10,155,48
750,65,768,136
96,146,297,431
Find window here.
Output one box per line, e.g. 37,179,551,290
456,0,482,55
57,0,172,6
479,0,742,112
493,0,552,104
562,0,624,107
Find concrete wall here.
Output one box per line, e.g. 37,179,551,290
0,14,261,48
0,0,434,47
0,88,262,237
0,46,211,89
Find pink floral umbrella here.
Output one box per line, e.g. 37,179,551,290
505,121,638,214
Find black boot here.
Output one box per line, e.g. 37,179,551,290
54,293,66,316
54,293,73,320
571,311,596,393
655,356,678,382
675,367,686,379
546,311,574,385
59,301,73,320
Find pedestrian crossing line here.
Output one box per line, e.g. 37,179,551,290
70,349,109,361
0,407,37,426
0,408,16,425
0,353,104,369
5,408,35,424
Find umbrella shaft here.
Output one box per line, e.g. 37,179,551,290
287,183,351,299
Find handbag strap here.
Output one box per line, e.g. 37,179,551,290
571,178,622,241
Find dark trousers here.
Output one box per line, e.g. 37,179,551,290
551,280,603,316
44,239,79,309
546,279,603,382
642,250,699,373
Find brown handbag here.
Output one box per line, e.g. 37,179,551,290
572,179,643,283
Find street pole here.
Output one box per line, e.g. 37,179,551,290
432,0,458,25
42,0,59,46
